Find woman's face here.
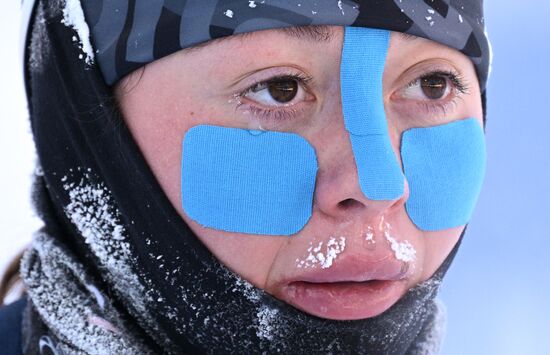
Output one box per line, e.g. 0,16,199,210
116,26,482,321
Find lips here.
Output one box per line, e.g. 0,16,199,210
275,255,410,320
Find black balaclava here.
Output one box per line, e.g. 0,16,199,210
20,0,489,354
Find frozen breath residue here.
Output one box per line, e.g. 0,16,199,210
296,237,346,269
382,222,416,262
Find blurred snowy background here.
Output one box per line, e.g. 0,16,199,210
1,1,549,354
0,1,43,298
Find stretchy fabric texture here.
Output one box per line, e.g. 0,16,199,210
77,0,491,90
341,27,405,201
182,126,318,235
19,0,485,353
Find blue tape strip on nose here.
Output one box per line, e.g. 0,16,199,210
401,118,487,231
340,27,405,201
181,125,318,236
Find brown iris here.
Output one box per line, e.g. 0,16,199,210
267,79,298,103
420,75,448,100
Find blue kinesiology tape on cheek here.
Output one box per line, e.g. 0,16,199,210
401,118,487,231
181,125,318,236
340,27,405,200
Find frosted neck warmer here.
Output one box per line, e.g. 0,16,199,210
22,0,474,353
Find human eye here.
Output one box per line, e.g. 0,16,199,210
392,68,470,117
235,72,315,121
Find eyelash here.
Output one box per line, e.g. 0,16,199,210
405,69,470,115
235,72,313,121
235,69,470,121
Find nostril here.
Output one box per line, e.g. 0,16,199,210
338,198,364,210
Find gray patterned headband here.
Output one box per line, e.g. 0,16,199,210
78,0,490,89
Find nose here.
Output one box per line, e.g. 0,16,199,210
312,122,409,223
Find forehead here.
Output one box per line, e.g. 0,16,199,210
177,26,468,71
187,26,421,52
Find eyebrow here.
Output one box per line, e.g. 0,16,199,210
186,25,335,53
186,26,418,54
396,32,420,42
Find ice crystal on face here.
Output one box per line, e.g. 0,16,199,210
61,0,95,65
382,223,416,263
322,237,346,268
296,237,346,269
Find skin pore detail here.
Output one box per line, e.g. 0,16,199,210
115,26,482,320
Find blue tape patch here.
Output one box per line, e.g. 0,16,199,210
340,27,405,200
401,118,487,231
181,125,318,235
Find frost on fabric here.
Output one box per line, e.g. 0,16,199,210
29,3,50,73
61,0,95,65
255,306,280,341
20,232,151,354
296,237,346,269
407,298,447,354
337,0,345,15
61,169,171,350
231,273,261,303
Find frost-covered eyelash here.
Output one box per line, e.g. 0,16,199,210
235,73,313,121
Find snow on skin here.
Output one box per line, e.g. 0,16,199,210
61,0,95,65
365,226,375,243
296,237,346,269
382,222,416,263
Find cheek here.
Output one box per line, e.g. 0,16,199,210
118,76,230,218
183,220,285,287
119,74,290,288
418,226,463,280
